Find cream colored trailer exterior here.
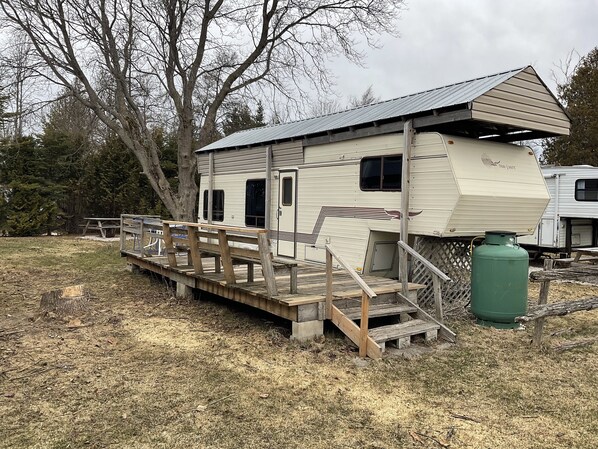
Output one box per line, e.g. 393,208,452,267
518,166,598,253
198,132,548,273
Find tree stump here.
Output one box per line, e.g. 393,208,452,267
40,285,91,317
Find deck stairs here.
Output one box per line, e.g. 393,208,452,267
331,291,454,356
325,243,456,359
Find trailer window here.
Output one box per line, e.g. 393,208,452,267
202,190,224,221
360,155,402,191
282,177,293,206
575,179,598,201
246,179,266,228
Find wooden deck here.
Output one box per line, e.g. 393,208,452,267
123,250,424,324
120,216,455,357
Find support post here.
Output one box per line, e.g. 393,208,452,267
217,229,236,284
119,215,125,251
186,226,204,275
207,152,214,224
257,232,278,297
162,223,178,267
176,282,193,300
400,120,414,294
291,320,324,341
533,258,554,347
265,146,272,231
326,249,333,319
290,266,298,294
139,220,146,257
359,291,370,358
432,274,444,322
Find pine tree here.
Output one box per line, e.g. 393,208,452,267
543,48,598,166
222,101,267,136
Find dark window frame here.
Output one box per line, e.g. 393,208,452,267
359,155,403,191
282,176,293,206
245,178,266,228
575,178,598,202
202,189,224,221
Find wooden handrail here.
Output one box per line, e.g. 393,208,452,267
397,240,451,322
397,240,451,282
163,220,267,235
325,244,377,298
325,244,377,358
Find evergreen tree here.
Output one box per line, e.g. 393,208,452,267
0,136,63,236
543,48,598,165
222,101,267,136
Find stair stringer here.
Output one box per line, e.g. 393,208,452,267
396,293,457,343
330,304,382,359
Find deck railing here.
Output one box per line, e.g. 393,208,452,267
120,216,297,298
397,240,451,322
325,244,380,358
120,214,162,254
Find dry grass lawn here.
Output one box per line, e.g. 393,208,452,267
0,236,597,449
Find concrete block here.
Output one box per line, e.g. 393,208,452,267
425,329,438,342
126,263,141,274
176,282,193,299
291,320,324,341
397,337,411,349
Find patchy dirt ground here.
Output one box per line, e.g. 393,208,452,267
0,237,597,449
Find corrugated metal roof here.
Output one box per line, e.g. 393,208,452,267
198,66,527,152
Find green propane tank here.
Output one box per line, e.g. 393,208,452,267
471,231,528,329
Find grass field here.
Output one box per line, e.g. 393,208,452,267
1,236,597,449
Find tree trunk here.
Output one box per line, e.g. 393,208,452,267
40,285,91,317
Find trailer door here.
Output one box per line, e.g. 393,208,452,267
540,218,555,247
277,170,297,258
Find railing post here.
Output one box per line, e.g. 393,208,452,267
326,248,333,320
432,274,444,322
257,232,278,296
119,215,125,252
218,229,236,285
399,243,409,295
139,219,146,257
186,226,204,275
359,291,370,358
533,258,554,347
162,222,178,267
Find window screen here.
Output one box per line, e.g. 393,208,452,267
202,190,224,221
245,179,266,227
575,179,598,201
360,155,402,191
282,177,293,206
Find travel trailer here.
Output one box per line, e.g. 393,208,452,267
519,166,598,256
196,66,570,280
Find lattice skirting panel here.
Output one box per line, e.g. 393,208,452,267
412,236,472,312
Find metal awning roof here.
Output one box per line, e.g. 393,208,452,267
197,66,561,152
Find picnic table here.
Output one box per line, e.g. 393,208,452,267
573,247,598,263
82,217,121,238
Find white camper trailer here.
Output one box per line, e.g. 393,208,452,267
196,66,569,289
519,166,598,255
197,132,548,275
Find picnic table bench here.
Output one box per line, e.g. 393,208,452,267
82,217,121,238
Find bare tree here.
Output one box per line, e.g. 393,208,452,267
0,0,404,220
349,85,380,108
0,32,41,138
309,98,343,117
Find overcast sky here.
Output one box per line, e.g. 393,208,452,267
328,0,597,103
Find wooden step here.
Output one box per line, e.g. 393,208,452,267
338,303,418,320
368,319,440,345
